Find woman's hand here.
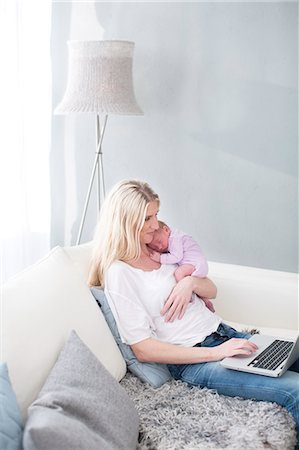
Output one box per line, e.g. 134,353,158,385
161,276,217,322
213,338,258,359
161,276,194,322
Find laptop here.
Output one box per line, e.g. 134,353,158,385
220,333,299,377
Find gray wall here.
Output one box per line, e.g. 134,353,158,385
51,1,298,273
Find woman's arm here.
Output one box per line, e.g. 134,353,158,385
161,276,217,322
131,337,257,364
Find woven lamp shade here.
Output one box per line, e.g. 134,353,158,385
55,40,143,115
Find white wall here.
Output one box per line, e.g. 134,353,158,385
51,1,298,273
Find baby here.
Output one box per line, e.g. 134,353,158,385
148,220,208,280
148,220,214,311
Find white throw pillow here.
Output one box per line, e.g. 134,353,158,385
64,241,94,282
2,246,126,421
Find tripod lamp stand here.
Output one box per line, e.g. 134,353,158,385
55,40,143,244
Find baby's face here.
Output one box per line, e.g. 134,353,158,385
148,227,169,253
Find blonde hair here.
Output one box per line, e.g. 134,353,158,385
88,179,160,287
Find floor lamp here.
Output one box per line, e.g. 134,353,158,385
54,40,143,244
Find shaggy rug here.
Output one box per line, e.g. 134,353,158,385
121,373,296,450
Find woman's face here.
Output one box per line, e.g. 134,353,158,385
140,201,159,245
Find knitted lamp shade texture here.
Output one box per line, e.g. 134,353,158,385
55,40,143,115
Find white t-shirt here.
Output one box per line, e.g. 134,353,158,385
104,260,221,347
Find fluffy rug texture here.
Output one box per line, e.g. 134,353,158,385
121,373,296,450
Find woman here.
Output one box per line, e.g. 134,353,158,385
89,179,299,447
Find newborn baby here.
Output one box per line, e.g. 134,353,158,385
148,220,214,312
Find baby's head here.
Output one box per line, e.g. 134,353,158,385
148,220,170,253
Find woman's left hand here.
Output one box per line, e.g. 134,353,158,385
161,276,194,322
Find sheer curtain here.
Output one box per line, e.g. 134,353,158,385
0,0,52,282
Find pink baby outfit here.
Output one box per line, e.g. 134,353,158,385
160,228,208,277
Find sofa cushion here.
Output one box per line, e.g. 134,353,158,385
0,363,23,450
209,261,298,331
91,287,172,388
23,331,139,450
2,246,126,421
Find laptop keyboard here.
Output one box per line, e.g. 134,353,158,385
248,339,293,371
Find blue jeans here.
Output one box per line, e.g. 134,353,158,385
168,323,299,449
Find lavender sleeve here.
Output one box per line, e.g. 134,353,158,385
160,231,209,277
160,236,184,264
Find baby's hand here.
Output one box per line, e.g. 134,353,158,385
149,250,161,263
201,297,215,313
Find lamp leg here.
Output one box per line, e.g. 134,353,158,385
76,114,108,245
96,116,101,213
96,152,105,217
96,115,107,211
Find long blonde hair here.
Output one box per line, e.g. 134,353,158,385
88,179,160,287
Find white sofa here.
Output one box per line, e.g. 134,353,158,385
2,242,298,423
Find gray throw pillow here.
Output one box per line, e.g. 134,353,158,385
23,331,139,450
91,287,172,388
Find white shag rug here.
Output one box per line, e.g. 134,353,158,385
121,373,296,450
